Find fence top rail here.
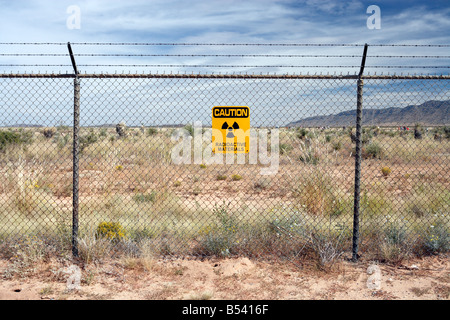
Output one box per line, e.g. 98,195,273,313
0,73,449,80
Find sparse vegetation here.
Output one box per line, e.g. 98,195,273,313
231,174,242,181
96,222,127,241
0,125,448,265
0,129,33,151
116,122,127,137
381,166,391,177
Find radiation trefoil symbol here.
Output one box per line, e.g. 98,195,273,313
222,121,240,138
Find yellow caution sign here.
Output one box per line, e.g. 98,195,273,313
212,106,250,153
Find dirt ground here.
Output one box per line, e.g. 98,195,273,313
0,254,448,301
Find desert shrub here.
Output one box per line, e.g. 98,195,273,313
231,174,242,181
98,128,108,138
444,126,450,139
407,184,450,218
293,172,343,216
421,222,449,254
279,143,293,155
133,191,157,203
332,141,342,151
2,235,56,278
146,127,158,136
78,232,113,264
414,123,423,140
192,187,201,195
173,180,182,187
184,124,194,137
361,189,392,218
216,174,227,181
253,177,271,191
384,221,407,246
79,130,98,153
363,142,384,159
0,130,33,152
381,166,391,177
96,222,127,241
298,140,321,165
196,202,238,257
309,230,346,271
116,122,127,137
42,127,56,138
55,133,70,150
296,128,308,140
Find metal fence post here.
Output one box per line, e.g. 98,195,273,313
72,77,80,257
68,42,80,257
352,43,368,261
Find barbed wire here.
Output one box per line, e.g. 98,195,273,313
1,53,449,59
0,43,448,74
1,42,449,47
1,64,449,69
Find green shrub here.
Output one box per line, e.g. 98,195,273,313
444,126,450,139
332,141,342,151
279,143,293,155
146,127,158,136
363,142,384,159
422,222,449,253
80,130,98,153
0,130,33,151
197,202,238,257
231,174,242,181
361,190,392,218
133,191,157,203
296,128,308,140
99,128,108,138
184,124,194,137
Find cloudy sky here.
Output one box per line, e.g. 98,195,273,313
0,0,448,127
0,0,449,74
0,0,449,44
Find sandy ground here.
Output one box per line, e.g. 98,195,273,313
0,254,448,301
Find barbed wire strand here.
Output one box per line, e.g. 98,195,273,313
0,42,449,47
1,53,449,59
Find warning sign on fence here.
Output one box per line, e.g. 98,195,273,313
212,106,250,153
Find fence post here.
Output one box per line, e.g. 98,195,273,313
68,42,80,257
72,77,80,257
352,43,368,262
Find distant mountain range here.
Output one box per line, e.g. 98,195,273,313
287,100,450,127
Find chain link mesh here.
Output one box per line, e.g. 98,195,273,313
0,75,448,264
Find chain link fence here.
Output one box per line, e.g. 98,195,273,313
0,44,449,266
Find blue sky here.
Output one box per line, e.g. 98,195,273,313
0,0,449,74
0,1,449,127
0,0,449,44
